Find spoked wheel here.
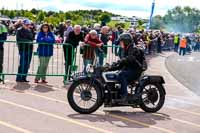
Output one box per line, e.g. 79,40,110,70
139,83,165,113
67,80,102,114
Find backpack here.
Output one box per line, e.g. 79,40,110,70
127,44,147,71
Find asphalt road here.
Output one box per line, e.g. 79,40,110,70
166,52,200,96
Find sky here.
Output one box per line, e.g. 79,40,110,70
0,0,200,18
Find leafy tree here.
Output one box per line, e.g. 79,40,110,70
137,19,145,30
47,11,55,17
65,12,72,20
15,10,21,17
107,20,130,29
0,8,119,26
72,15,84,25
0,8,5,15
37,11,45,22
115,23,125,28
9,11,16,19
151,15,163,29
2,9,9,16
58,13,65,22
44,16,59,25
24,12,34,20
31,8,38,15
162,6,200,32
21,10,25,16
99,13,111,23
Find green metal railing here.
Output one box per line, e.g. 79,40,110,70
0,40,120,84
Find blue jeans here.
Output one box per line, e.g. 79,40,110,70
97,52,104,67
174,44,179,52
16,51,32,81
95,48,104,67
179,48,186,56
117,69,139,96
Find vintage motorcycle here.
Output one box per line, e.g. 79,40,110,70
67,62,166,114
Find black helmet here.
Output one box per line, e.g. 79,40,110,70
118,33,133,46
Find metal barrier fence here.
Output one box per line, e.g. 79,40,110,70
0,40,173,85
0,40,75,84
0,40,120,84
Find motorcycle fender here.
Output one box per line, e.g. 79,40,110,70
141,75,165,84
72,77,105,97
138,75,166,94
148,76,165,84
72,76,90,82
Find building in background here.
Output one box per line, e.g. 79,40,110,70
111,16,148,28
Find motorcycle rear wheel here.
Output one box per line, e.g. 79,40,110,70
67,80,103,114
139,83,165,113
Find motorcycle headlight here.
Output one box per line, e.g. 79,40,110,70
86,64,94,73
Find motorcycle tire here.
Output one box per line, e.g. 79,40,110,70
67,80,103,114
139,83,165,113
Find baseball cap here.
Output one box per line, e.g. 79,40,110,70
23,19,31,25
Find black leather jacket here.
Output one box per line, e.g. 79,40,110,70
109,45,147,72
16,27,33,52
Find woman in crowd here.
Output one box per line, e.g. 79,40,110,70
35,23,55,83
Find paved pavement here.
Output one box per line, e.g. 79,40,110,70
0,51,200,133
166,52,200,96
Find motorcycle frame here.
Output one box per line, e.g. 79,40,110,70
72,72,166,104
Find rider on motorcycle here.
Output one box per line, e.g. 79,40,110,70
108,33,147,102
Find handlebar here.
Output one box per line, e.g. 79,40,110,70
95,61,120,72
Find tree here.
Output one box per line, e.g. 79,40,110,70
58,13,65,22
24,12,34,21
137,20,145,30
21,10,25,16
151,15,163,29
115,23,125,28
44,16,59,25
31,8,38,15
65,12,72,20
37,11,45,22
0,8,5,15
162,6,200,32
2,9,9,17
72,15,84,25
99,13,111,23
9,11,16,19
15,10,21,17
47,11,55,17
0,8,120,26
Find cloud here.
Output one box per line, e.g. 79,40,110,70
1,0,200,18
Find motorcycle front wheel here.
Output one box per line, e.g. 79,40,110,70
67,80,103,114
139,83,165,113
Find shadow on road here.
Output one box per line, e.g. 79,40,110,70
68,110,171,128
7,81,56,93
12,83,31,92
33,84,55,93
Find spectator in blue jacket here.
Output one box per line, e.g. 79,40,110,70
35,23,55,83
0,22,7,82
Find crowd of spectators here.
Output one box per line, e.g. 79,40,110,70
0,18,200,83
